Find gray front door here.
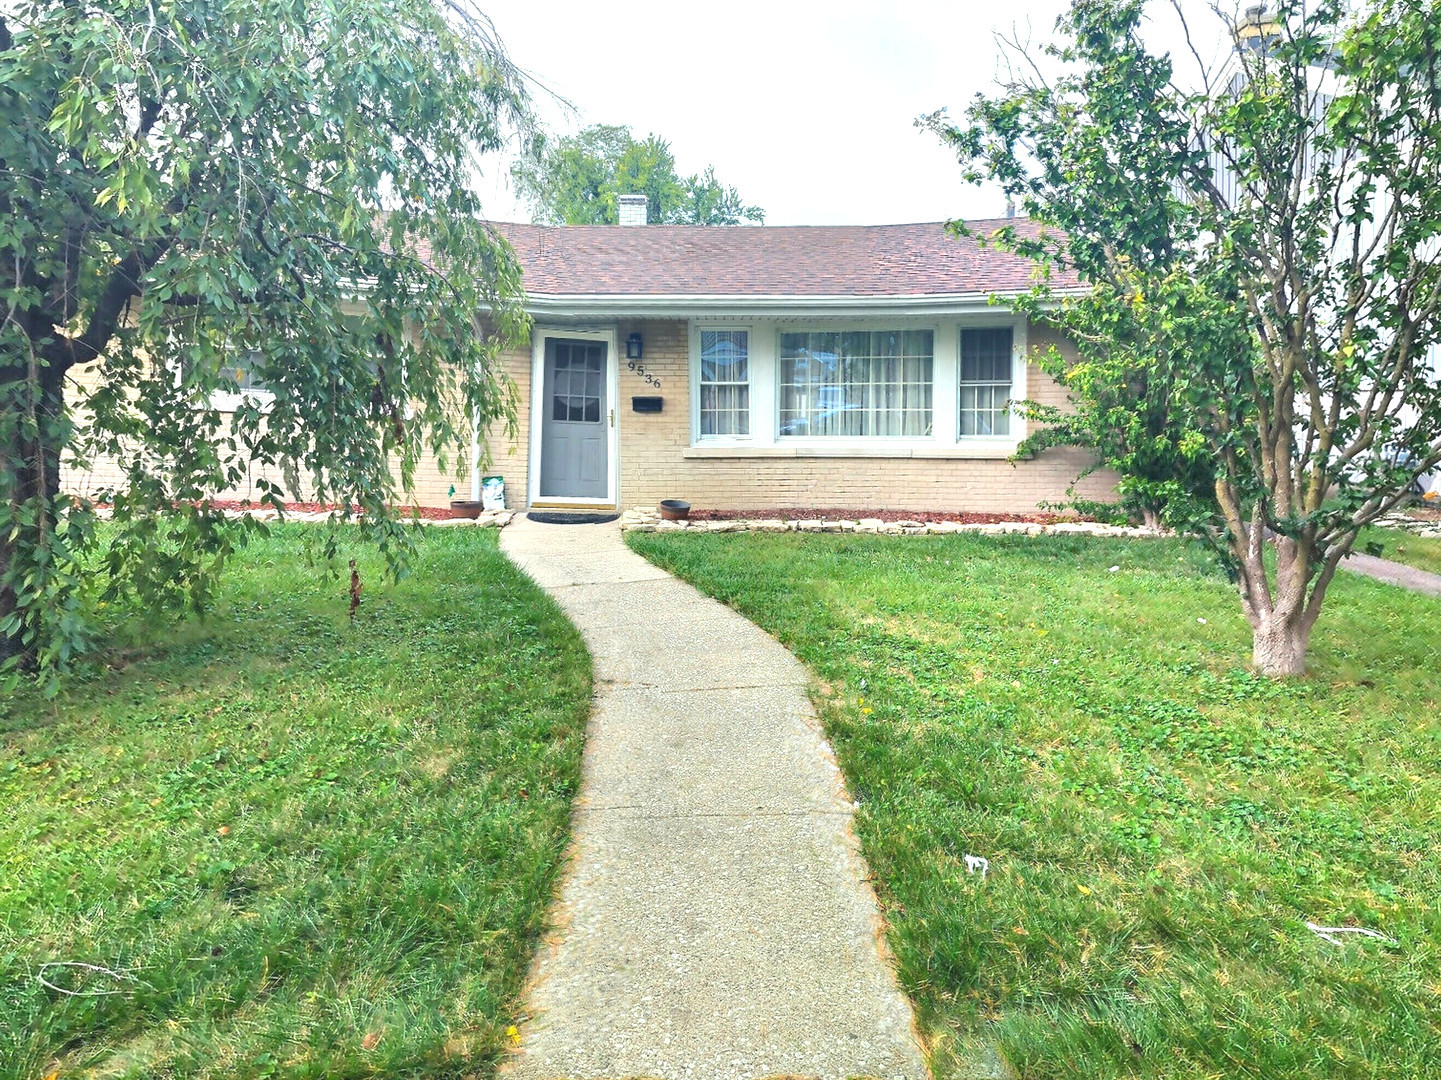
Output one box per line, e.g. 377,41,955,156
540,337,609,500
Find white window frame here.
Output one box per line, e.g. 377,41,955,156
693,326,754,441
681,314,1031,459
957,318,1027,450
774,324,940,445
167,339,275,414
689,324,755,444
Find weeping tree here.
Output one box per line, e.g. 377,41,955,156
1,0,532,677
931,0,1441,675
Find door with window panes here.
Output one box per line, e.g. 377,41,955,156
540,338,609,499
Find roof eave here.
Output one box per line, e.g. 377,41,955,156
518,288,1085,319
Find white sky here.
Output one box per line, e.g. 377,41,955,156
477,0,1239,226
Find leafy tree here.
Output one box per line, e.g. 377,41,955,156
513,124,764,225
930,0,1441,675
0,0,532,677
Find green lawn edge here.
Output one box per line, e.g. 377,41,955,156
628,529,1441,1080
2,525,591,1080
1357,525,1441,576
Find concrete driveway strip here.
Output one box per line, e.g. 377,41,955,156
1342,551,1441,597
499,515,928,1080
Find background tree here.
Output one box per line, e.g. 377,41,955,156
513,123,764,224
0,0,532,677
930,0,1441,675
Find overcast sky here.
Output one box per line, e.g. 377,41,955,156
476,0,1240,226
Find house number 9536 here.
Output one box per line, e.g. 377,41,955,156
627,359,661,389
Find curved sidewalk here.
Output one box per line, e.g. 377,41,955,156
499,515,926,1080
1342,551,1441,597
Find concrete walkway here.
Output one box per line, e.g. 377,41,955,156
499,516,927,1080
1342,551,1441,597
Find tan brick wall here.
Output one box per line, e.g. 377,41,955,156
60,348,532,511
593,318,1117,514
63,317,1116,516
468,352,530,510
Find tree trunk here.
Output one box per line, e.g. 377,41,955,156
1250,610,1313,677
1233,531,1325,678
1,348,68,669
0,398,29,668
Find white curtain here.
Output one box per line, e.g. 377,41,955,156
779,330,933,437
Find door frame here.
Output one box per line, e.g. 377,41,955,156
528,326,620,508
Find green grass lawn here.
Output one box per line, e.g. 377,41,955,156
1358,525,1441,576
629,530,1441,1080
2,526,590,1080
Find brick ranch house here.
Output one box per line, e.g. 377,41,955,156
480,209,1116,514
64,210,1119,514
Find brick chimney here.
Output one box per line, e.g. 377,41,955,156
618,193,648,226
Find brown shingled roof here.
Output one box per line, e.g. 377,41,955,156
489,218,1075,298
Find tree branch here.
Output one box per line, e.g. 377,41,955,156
42,238,173,372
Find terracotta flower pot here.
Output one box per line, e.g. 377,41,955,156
659,499,690,521
449,500,484,519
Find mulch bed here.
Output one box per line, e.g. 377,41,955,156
89,499,467,520
685,508,1103,524
208,500,465,520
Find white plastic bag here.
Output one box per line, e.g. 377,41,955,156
481,475,505,511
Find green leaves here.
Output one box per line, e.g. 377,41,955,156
933,0,1441,671
1,0,533,675
512,123,765,225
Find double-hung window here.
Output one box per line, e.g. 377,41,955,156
958,327,1014,437
778,330,933,437
698,330,750,437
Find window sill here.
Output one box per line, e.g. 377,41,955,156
208,391,274,413
684,443,1021,460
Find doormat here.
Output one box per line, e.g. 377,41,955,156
527,511,620,525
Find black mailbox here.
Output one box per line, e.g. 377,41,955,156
632,396,663,413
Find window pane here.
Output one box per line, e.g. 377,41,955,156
959,327,1014,439
699,330,750,436
701,330,749,383
217,348,267,391
779,329,933,437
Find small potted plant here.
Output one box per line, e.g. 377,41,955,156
449,499,484,519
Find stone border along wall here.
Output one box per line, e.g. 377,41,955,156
619,507,1165,538
1374,511,1441,538
91,505,1438,540
91,505,1171,538
92,507,518,528
414,512,516,528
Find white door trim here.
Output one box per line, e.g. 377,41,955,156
528,326,620,508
